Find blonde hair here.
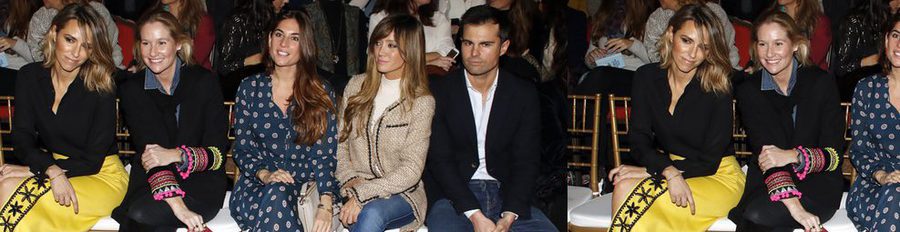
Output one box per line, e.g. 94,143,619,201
340,15,430,141
42,3,116,94
658,4,732,95
750,11,813,70
133,11,195,70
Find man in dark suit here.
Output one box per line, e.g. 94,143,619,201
424,5,556,232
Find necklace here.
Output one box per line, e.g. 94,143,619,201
324,1,345,64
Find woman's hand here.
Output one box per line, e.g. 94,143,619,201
758,145,799,172
427,56,456,71
874,170,900,185
605,38,633,54
339,196,362,226
313,194,334,232
585,48,608,66
170,201,206,232
0,37,16,51
663,166,695,215
0,164,34,181
784,198,822,232
142,144,183,170
608,165,650,185
47,165,78,214
268,169,295,184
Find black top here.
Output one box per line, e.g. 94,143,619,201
115,65,228,211
216,11,267,77
833,13,881,77
425,68,541,219
731,66,844,214
12,62,118,178
628,64,735,178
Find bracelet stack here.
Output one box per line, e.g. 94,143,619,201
176,145,224,179
792,146,841,180
149,170,185,200
765,169,802,201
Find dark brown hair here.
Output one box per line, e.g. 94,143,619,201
373,0,437,26
264,10,336,145
5,0,41,39
590,0,658,44
765,0,823,37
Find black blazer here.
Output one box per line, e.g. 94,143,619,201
114,65,229,213
731,66,844,218
424,68,541,219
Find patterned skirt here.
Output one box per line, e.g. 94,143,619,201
610,155,745,232
0,154,127,231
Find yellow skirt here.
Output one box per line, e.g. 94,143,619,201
610,155,745,232
0,154,127,232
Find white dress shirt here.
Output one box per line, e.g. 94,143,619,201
438,0,486,20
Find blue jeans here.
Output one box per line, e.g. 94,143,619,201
349,194,416,232
426,180,557,232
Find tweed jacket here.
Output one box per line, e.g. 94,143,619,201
335,74,435,231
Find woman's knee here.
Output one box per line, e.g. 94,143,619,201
357,205,387,225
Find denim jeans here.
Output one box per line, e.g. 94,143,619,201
349,194,416,232
426,180,558,232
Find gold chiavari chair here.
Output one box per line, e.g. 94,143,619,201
567,94,603,193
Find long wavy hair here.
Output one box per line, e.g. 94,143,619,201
765,0,823,37
133,10,195,70
340,15,429,142
144,0,207,37
590,0,657,45
504,0,539,57
658,4,731,95
750,11,813,71
5,0,41,39
263,11,335,146
42,3,116,94
373,0,437,26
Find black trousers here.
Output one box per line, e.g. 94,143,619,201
0,67,17,96
731,195,838,232
116,192,220,232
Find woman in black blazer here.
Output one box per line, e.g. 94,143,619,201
112,11,228,232
728,12,843,232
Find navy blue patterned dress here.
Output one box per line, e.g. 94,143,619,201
847,75,900,231
229,73,340,231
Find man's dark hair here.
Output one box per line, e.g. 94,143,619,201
459,5,510,42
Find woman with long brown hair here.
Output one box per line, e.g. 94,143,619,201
228,10,339,232
607,4,745,231
729,11,843,232
335,14,433,232
141,0,216,70
113,11,227,232
3,3,127,231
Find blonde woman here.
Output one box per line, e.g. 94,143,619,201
4,3,127,231
113,11,227,232
608,4,745,231
336,14,434,232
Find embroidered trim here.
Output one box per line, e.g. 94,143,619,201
765,170,801,201
610,177,668,232
385,123,409,128
792,146,841,180
149,170,185,200
176,146,224,179
0,177,52,231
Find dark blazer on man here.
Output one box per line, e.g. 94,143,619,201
424,68,542,219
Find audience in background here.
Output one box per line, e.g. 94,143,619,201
302,0,368,95
216,0,284,100
0,0,40,96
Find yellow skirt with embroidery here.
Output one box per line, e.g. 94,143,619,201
0,154,127,232
610,155,745,232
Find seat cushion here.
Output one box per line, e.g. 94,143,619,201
568,186,593,222
568,194,613,228
707,218,737,231
175,207,240,232
91,216,120,230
